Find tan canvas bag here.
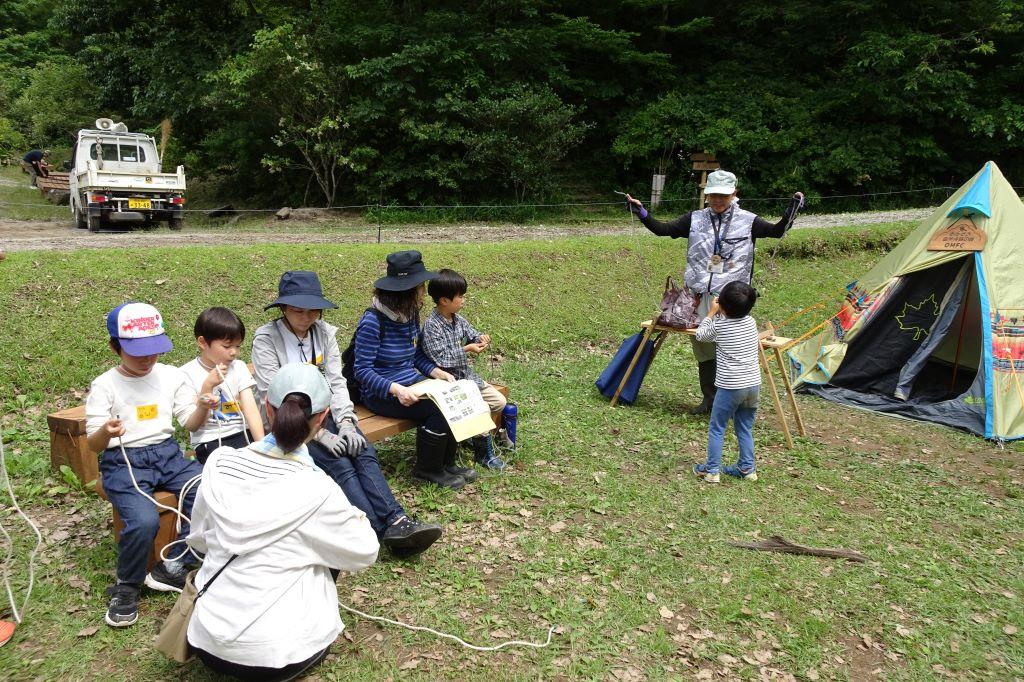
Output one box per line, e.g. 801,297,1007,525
154,555,238,663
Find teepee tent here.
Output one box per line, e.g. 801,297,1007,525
789,162,1024,441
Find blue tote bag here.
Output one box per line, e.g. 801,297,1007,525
595,332,657,405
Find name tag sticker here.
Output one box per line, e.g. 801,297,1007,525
136,404,158,421
220,401,240,414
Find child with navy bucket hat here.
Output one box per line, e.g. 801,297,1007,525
251,270,442,557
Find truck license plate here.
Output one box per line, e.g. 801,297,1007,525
128,198,152,210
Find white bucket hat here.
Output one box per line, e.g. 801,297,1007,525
704,170,738,195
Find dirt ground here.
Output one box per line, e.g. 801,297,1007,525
0,207,933,253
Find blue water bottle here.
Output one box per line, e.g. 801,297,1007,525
501,403,518,446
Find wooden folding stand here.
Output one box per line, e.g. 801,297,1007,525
609,320,806,448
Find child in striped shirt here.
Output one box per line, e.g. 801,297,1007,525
692,281,762,484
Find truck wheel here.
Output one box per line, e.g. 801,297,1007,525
169,216,184,230
87,213,102,232
141,215,156,230
75,206,87,230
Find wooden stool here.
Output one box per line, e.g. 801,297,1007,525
97,481,181,572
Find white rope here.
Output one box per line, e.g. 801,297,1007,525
338,602,557,652
0,434,44,624
115,435,202,564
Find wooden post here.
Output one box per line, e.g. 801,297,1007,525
690,152,719,211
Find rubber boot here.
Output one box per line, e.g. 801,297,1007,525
472,433,506,470
413,427,465,490
687,359,717,415
444,434,478,483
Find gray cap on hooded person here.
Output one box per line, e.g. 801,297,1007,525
267,363,332,415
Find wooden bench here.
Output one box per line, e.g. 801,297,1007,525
48,384,509,569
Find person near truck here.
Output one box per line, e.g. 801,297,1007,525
625,169,804,414
21,149,50,187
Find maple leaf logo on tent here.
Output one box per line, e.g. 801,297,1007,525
895,294,939,341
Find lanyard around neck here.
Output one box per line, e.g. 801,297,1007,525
710,204,735,255
279,319,317,365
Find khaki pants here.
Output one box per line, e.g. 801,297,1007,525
690,293,716,363
480,382,507,414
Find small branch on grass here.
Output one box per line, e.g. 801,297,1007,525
728,535,867,563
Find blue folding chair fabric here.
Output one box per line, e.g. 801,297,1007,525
596,332,657,405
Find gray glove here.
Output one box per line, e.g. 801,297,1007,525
315,428,347,457
336,419,367,456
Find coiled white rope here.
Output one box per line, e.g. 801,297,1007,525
0,434,44,625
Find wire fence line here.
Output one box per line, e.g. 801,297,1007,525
2,184,1000,214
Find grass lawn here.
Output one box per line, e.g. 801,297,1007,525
0,226,1021,681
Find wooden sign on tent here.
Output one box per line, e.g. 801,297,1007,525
927,217,987,252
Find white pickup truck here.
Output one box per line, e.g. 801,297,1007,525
69,119,186,231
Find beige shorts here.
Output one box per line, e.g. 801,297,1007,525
479,382,507,413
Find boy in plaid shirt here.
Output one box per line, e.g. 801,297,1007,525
422,269,507,469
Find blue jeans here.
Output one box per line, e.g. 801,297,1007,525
100,437,203,584
306,413,405,537
705,386,760,474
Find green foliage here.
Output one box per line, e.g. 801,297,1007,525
210,23,354,206
10,58,99,145
1,0,1022,205
0,117,26,158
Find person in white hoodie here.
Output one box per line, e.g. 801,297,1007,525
186,363,379,681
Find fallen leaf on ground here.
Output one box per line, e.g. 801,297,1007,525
1004,625,1018,636
659,606,674,619
548,521,566,533
399,658,420,670
77,626,99,637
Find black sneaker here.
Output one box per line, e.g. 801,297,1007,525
145,562,187,593
381,516,442,558
104,584,140,628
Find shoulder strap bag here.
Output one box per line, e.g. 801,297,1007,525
154,554,239,663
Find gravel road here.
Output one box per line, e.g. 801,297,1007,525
0,207,934,253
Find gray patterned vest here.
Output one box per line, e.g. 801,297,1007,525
684,203,756,295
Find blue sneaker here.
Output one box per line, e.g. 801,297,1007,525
723,464,758,481
692,463,720,484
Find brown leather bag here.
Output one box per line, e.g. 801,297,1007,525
656,277,700,329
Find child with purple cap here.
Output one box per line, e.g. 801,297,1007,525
85,302,211,629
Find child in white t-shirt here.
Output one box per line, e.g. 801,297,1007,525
180,307,265,464
85,302,210,629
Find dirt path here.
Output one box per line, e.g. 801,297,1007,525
0,207,933,253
